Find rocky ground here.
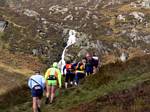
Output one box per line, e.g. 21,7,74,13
0,0,150,64
0,0,150,112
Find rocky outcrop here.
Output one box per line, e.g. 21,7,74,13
142,0,150,8
0,0,150,64
0,21,8,32
23,9,40,17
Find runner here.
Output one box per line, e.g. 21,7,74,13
45,62,62,104
63,61,75,88
28,70,45,112
74,58,86,85
85,53,98,75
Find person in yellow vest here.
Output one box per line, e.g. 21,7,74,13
45,62,62,104
74,58,86,86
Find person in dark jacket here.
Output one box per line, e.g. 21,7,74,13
85,53,98,75
63,61,75,88
74,58,86,85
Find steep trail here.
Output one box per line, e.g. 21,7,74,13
43,55,150,112
68,56,150,112
0,0,150,112
1,54,149,112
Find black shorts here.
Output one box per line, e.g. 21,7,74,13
76,72,85,79
65,72,75,82
31,85,43,99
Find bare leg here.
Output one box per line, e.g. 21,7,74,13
32,97,37,112
45,85,50,104
46,85,50,98
65,82,68,89
50,86,56,103
37,98,41,108
93,66,97,74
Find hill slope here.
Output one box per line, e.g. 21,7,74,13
0,49,44,111
0,0,150,111
0,0,150,63
1,54,149,112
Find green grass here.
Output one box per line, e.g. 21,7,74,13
1,55,149,112
42,55,150,112
0,32,4,37
48,72,149,112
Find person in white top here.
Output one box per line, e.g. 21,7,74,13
28,70,45,112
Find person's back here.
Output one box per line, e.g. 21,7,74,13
75,58,86,85
28,74,45,89
92,56,99,68
85,53,98,75
45,67,62,88
85,58,95,74
76,62,85,72
64,61,75,88
45,62,62,104
66,63,73,73
28,71,45,112
92,55,100,74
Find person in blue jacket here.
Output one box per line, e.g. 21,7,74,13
85,53,98,75
28,70,45,112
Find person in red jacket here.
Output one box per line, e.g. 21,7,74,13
63,61,75,88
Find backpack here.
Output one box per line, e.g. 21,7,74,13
76,62,84,71
66,64,72,70
47,68,58,80
66,64,74,72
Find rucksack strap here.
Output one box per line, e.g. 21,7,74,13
47,68,57,80
30,78,42,88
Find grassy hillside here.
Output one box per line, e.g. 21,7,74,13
1,54,149,112
0,49,45,111
0,0,150,112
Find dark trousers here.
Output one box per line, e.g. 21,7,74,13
65,72,75,82
75,72,85,84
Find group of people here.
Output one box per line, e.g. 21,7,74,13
28,53,99,112
63,53,99,88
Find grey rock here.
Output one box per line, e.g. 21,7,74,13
130,2,138,8
49,5,68,15
78,49,88,57
143,35,150,44
23,9,40,17
129,12,145,22
120,51,129,62
92,15,99,20
117,14,126,21
0,21,7,32
32,49,39,56
142,0,150,8
64,15,74,21
144,49,150,54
